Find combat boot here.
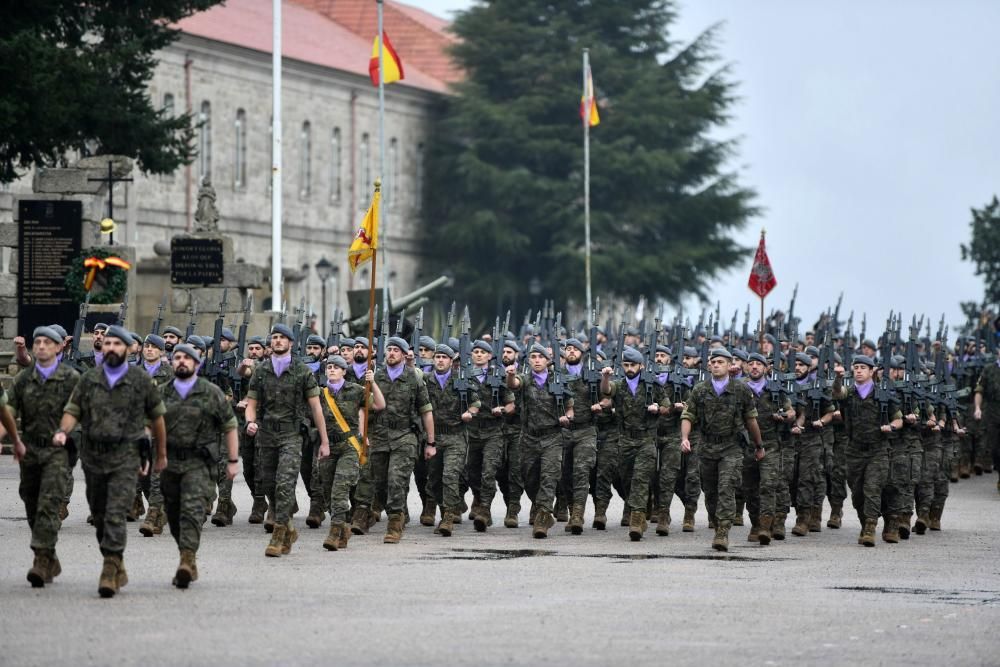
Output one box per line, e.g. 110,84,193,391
959,462,971,479
324,521,344,551
708,514,717,530
336,522,351,550
504,503,520,528
592,500,608,530
420,499,437,527
305,501,325,529
655,508,670,536
456,498,467,524
758,515,773,545
682,508,695,532
929,507,942,531
747,521,759,542
733,501,745,526
47,553,62,583
529,504,539,526
265,524,286,557
174,549,197,589
350,507,371,535
772,513,786,540
620,505,630,527
628,511,647,542
58,502,69,521
791,511,809,537
127,492,145,522
712,522,731,552
281,522,298,554
974,462,983,475
211,499,235,527
861,519,877,547
897,514,911,540
474,505,490,533
555,497,569,523
264,507,276,533
914,513,929,535
568,504,585,535
371,497,383,523
384,513,404,544
438,510,456,537
98,555,121,598
826,503,843,529
532,510,555,539
808,506,822,532
27,549,53,588
248,497,267,524
882,515,899,543
140,507,159,537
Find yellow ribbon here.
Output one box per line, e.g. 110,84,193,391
82,255,131,291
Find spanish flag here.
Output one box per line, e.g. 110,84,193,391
348,184,380,273
580,65,600,127
369,32,404,87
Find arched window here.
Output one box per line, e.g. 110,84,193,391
330,127,342,204
299,121,312,199
198,101,212,184
234,108,247,190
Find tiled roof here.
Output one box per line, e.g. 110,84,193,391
177,0,450,94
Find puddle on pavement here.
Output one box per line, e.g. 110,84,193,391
0,516,27,521
432,548,790,563
832,586,1000,606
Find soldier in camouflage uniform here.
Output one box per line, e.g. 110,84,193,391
10,327,65,588
498,339,526,527
138,334,173,538
883,355,924,542
590,349,624,530
679,346,703,531
316,356,384,551
973,350,1000,493
54,325,167,597
557,339,600,535
467,340,515,532
827,352,850,529
599,346,672,542
159,344,238,588
832,356,902,547
302,334,329,529
915,389,961,534
506,343,574,538
207,327,240,527
788,353,835,537
236,335,268,523
681,347,764,552
425,344,481,536
352,337,434,543
244,324,329,558
652,344,684,536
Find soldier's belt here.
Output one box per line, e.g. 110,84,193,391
260,419,297,434
377,418,406,430
701,432,737,444
525,425,561,438
167,447,212,462
33,436,54,448
85,439,128,453
565,420,596,432
434,423,464,435
621,426,654,439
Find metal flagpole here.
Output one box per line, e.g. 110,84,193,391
271,0,283,312
583,48,592,327
377,0,389,313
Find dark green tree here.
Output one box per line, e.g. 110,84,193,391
424,0,757,316
959,195,1000,335
0,0,222,183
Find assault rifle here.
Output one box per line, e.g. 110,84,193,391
185,300,198,340
485,315,506,409
583,306,606,405
409,307,424,359
375,305,389,369
548,310,568,412
640,316,662,407
116,285,128,326
67,291,92,368
443,301,456,341
230,293,252,400
209,289,228,383
874,319,898,426
151,296,165,335
327,308,343,352
455,306,473,412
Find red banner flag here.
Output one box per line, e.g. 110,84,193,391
747,232,777,298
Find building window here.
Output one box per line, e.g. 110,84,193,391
330,127,342,204
299,121,312,199
198,101,212,184
359,132,370,208
387,137,398,208
415,142,425,213
234,108,247,190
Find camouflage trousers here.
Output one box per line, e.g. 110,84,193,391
591,424,623,506
520,430,563,513
413,427,431,504
312,440,360,522
961,416,980,472
141,469,164,510
255,432,302,524
775,444,793,515
19,446,68,552
790,430,825,513
742,439,781,521
826,427,849,508
498,424,523,506
679,434,702,512
700,443,743,525
653,430,682,512
883,436,921,517
300,431,319,508
846,446,889,521
161,457,214,552
239,429,261,499
363,434,418,515
468,424,505,510
915,436,948,515
560,424,597,509
81,444,140,556
428,432,469,513
617,433,657,512
984,416,1000,471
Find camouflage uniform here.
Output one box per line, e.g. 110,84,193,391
314,382,364,522
559,372,598,516
160,377,237,552
139,361,174,520
827,413,850,517
884,406,924,529
64,366,166,557
605,378,670,518
790,385,835,524
975,361,1000,477
652,381,682,524
916,408,951,524
425,371,480,516
681,379,758,527
246,357,319,524
742,381,791,531
514,371,572,518
467,370,515,520
498,389,525,515
9,363,80,555
590,400,623,516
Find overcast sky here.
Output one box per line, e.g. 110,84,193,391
411,0,999,334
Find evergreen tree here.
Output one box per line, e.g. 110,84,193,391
424,0,757,316
960,195,1000,335
0,0,222,183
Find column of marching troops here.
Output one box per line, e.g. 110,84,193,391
5,302,1000,598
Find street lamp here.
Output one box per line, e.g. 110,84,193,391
315,256,333,338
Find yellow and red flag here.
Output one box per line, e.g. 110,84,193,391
348,187,380,273
580,64,600,127
369,32,404,87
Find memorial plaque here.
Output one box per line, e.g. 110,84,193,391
171,237,224,286
17,200,83,336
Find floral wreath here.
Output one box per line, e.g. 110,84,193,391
64,247,130,305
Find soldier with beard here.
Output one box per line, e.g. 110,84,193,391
162,326,182,354
498,339,526,527
237,336,269,523
303,334,329,529
138,334,173,538
788,352,834,537
558,338,600,534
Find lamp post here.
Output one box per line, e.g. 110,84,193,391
315,256,333,337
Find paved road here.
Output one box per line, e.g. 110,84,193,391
1,456,997,667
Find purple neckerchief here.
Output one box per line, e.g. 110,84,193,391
747,377,767,395
656,372,669,386
733,372,744,380
306,360,321,374
94,350,104,366
386,363,405,382
566,362,582,377
685,375,694,387
56,351,64,364
328,379,345,394
435,369,452,389
474,366,487,383
36,360,58,381
856,380,874,400
795,376,810,387
947,361,954,374
711,377,729,396
626,375,640,396
144,360,161,377
103,362,129,389
173,375,198,399
353,362,369,378
532,370,548,388
271,353,291,377
808,371,817,381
